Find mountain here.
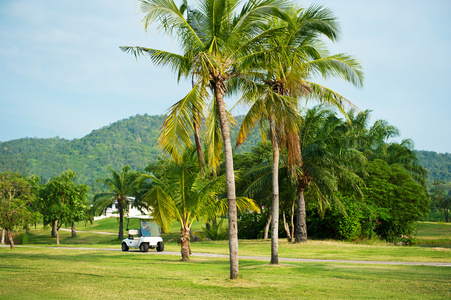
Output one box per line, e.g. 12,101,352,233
0,114,260,193
1,113,449,194
415,150,451,184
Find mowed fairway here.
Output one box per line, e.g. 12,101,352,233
0,221,450,299
0,247,450,299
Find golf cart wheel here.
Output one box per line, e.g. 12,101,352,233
156,242,164,252
139,243,149,253
121,242,129,252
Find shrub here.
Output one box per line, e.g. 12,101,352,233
307,197,362,241
197,218,229,240
237,210,269,239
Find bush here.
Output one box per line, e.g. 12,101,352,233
237,210,269,239
306,195,394,241
197,218,228,240
307,197,362,241
363,160,430,241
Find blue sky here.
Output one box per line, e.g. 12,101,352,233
1,0,450,153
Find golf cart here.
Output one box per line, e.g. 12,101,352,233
121,215,164,252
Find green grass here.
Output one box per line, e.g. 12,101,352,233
0,247,450,299
10,220,451,263
416,222,451,245
73,218,121,234
2,220,450,298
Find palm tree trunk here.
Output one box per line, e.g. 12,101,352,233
55,219,60,245
295,188,308,242
193,116,206,171
118,200,124,240
269,117,279,264
264,213,271,240
214,81,239,279
7,230,14,249
283,212,292,242
291,199,295,242
71,222,76,237
179,227,191,261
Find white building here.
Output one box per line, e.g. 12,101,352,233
94,197,150,220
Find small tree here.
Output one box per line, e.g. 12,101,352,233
363,160,430,240
0,172,40,249
141,150,259,261
38,170,89,245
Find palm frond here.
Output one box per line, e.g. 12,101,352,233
159,84,206,162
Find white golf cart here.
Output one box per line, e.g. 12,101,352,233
121,215,164,252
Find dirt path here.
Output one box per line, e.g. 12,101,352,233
3,245,450,267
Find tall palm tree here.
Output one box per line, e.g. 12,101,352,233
139,148,259,261
92,166,140,239
294,106,364,242
121,0,289,279
236,5,363,261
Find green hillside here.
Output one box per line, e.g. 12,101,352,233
415,150,451,183
0,114,260,193
0,114,164,190
1,113,448,195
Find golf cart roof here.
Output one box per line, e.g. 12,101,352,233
127,215,153,220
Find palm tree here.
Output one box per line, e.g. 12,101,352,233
92,166,140,239
139,148,259,261
362,119,427,185
236,5,363,261
121,0,289,279
294,106,364,242
340,111,428,186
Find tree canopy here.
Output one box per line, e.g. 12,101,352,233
37,170,90,245
0,172,40,249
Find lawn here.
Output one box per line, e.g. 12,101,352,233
9,220,451,263
2,219,450,299
0,247,450,299
416,221,451,246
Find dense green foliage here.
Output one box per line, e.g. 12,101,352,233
37,170,90,243
0,172,40,248
428,180,451,222
306,159,430,242
362,160,430,240
234,106,433,241
307,196,365,241
415,151,451,221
